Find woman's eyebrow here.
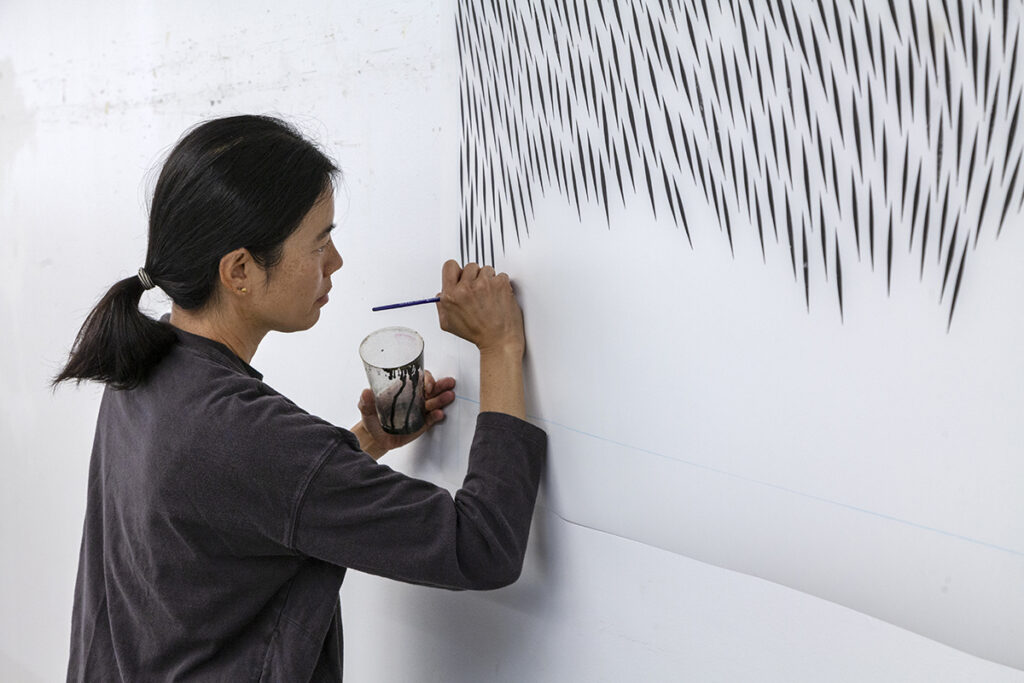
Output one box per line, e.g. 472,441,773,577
316,223,336,241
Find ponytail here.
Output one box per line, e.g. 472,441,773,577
53,275,177,390
54,114,338,390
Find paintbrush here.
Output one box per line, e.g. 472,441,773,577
371,297,441,312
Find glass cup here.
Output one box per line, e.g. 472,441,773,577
358,326,427,435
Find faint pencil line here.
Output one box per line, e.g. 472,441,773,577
455,394,1024,558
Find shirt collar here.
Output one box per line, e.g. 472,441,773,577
160,313,264,381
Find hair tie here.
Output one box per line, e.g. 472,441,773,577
137,267,156,290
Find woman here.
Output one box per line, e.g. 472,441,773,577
55,115,546,681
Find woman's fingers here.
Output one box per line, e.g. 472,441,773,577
436,259,525,352
424,371,455,411
425,407,447,427
441,260,462,290
432,376,456,394
424,388,455,413
460,262,480,282
423,371,455,398
357,388,376,417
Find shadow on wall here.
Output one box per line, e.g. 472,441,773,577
457,0,1024,329
379,502,566,681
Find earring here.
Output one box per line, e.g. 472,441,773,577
238,287,248,294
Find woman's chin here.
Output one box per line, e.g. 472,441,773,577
276,310,321,334
302,309,322,330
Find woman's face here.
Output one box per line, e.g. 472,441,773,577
250,192,343,333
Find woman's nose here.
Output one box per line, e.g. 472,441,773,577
327,241,343,274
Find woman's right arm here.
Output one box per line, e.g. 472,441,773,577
290,261,545,590
436,260,526,419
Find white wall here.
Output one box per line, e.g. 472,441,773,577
1,1,1021,681
451,0,1024,672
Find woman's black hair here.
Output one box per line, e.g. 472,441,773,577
53,114,339,390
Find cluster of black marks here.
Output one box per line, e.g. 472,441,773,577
380,364,424,434
457,0,1023,328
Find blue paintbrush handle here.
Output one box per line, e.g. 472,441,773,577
371,297,441,312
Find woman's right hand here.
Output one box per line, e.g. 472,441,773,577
436,260,525,357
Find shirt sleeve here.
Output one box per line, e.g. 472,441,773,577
289,412,547,590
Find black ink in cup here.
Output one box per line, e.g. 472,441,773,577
359,327,426,435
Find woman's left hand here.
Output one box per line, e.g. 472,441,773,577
352,370,456,459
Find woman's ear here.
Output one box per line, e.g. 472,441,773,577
218,248,254,295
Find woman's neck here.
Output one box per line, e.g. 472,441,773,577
168,304,264,364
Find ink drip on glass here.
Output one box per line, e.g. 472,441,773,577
379,362,424,434
359,327,427,436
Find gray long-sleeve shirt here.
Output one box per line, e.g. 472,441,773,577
67,326,546,681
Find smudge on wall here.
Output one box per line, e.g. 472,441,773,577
0,58,36,198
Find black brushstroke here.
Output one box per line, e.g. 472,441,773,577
802,219,810,311
835,238,844,321
457,0,1024,329
947,241,968,332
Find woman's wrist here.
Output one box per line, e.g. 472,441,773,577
350,420,388,460
479,346,526,419
478,338,525,360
